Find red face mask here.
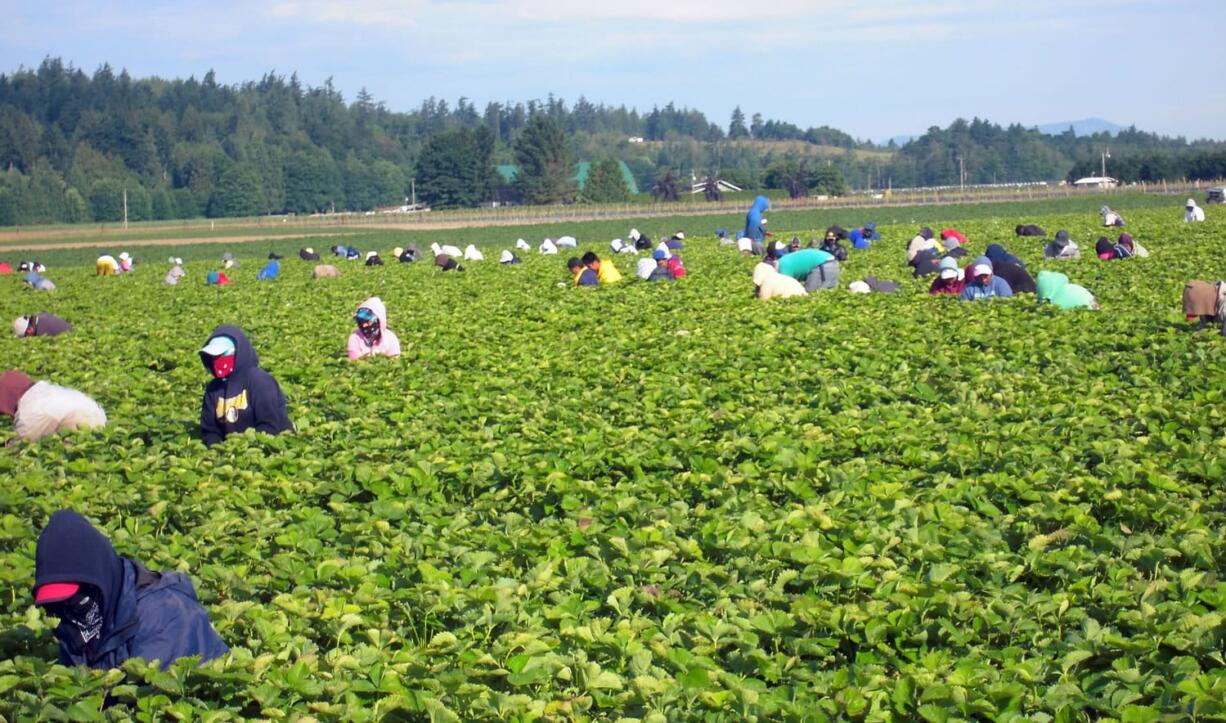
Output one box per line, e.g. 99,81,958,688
211,354,235,379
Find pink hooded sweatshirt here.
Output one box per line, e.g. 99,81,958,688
347,296,401,360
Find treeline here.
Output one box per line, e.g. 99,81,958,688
1,58,1223,226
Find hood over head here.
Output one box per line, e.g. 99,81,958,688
355,296,388,332
752,262,778,287
972,255,993,270
1054,229,1070,244
1095,237,1114,256
34,509,127,627
1117,233,1134,249
750,195,771,214
919,227,934,240
984,244,1013,266
199,324,258,375
0,369,36,416
1036,270,1069,303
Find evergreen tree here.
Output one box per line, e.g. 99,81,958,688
416,126,494,208
729,107,749,140
581,157,630,203
514,115,575,205
211,163,264,217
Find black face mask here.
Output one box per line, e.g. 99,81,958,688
46,590,105,653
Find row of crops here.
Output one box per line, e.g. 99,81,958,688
0,206,1223,719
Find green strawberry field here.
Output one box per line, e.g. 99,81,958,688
1,204,1224,720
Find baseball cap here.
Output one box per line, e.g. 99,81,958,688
12,316,30,337
35,582,80,605
939,268,959,280
972,263,992,277
653,249,669,260
200,335,237,357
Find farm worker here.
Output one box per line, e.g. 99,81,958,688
666,232,685,251
538,239,558,255
909,247,942,278
989,256,1036,294
0,369,106,442
435,254,464,272
398,245,421,263
345,246,361,260
299,247,321,261
257,258,280,280
1118,233,1148,257
1095,237,1131,260
95,255,119,276
629,228,652,251
19,261,46,273
778,247,839,292
23,272,55,291
635,257,656,280
1185,199,1206,222
500,250,522,264
221,252,239,269
463,245,484,261
1181,280,1222,326
1100,206,1125,227
984,243,1026,270
960,258,1014,301
206,271,230,286
1036,271,1098,310
32,509,228,671
348,297,401,360
568,257,598,286
583,251,623,284
1015,224,1046,237
647,250,676,281
0,261,11,273
556,236,578,249
736,237,754,255
906,228,938,263
929,257,966,295
118,253,133,273
847,222,879,249
743,195,771,247
610,239,637,255
820,229,849,261
516,238,531,251
198,325,293,446
654,244,687,278
164,258,186,286
940,228,967,246
13,313,72,338
752,262,806,300
365,251,384,267
313,264,341,279
1044,230,1081,260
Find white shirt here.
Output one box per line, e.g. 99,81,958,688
1186,206,1205,222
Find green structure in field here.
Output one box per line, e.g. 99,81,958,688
496,161,639,195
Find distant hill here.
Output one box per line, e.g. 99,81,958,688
1036,118,1123,137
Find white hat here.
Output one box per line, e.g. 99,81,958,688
737,237,752,252
200,335,237,356
629,228,640,241
305,247,314,254
500,249,514,263
939,268,959,280
393,247,404,257
760,218,768,225
610,239,624,252
119,252,130,261
172,257,183,266
366,251,378,260
773,240,785,251
972,263,993,277
12,316,30,337
1187,198,1197,207
848,281,871,294
675,232,685,240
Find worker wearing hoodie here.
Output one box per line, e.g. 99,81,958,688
348,297,401,360
847,223,878,249
906,228,938,263
299,247,321,261
984,243,1026,270
743,195,771,244
1185,199,1206,222
33,509,228,671
13,313,72,338
1015,224,1046,237
256,258,280,280
164,258,186,286
198,325,293,446
0,369,106,442
960,258,1014,301
1036,271,1098,310
929,257,966,296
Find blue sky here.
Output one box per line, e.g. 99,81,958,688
3,0,1223,142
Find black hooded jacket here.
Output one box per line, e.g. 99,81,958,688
34,510,228,669
199,325,292,446
993,262,1036,294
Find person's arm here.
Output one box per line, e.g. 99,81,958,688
995,278,1014,298
346,332,366,360
250,373,293,435
200,389,223,446
384,330,402,358
960,285,975,301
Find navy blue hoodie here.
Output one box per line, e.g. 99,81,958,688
199,325,293,446
34,509,228,670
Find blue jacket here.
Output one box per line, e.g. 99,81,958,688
743,196,771,242
34,510,228,671
984,244,1025,270
257,259,280,280
960,276,1014,301
848,225,879,249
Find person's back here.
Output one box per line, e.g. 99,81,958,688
1037,271,1097,310
777,248,833,279
596,260,623,284
14,313,72,338
1185,200,1205,222
1,370,106,442
647,265,675,282
753,263,806,299
993,262,1036,294
257,259,280,280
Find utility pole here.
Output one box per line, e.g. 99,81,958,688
957,156,965,191
1100,149,1110,179
411,178,416,208
123,188,128,229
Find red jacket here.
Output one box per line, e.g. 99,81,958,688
941,228,967,244
929,277,965,295
666,256,686,278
